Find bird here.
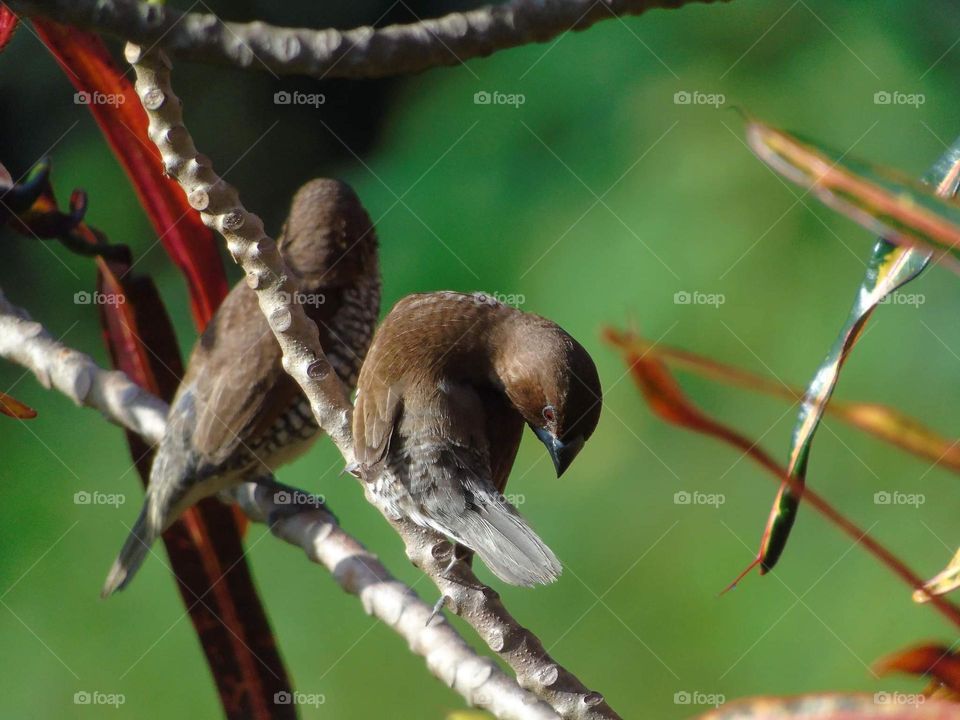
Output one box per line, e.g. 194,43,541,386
353,291,602,587
102,178,380,597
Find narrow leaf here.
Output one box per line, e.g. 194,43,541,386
0,390,36,419
605,328,960,629
744,121,960,573
0,6,18,54
609,334,960,473
915,549,960,604
876,644,960,693
33,21,228,328
747,117,960,269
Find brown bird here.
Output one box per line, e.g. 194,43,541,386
102,178,380,597
353,291,602,587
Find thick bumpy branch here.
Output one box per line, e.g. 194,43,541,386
0,288,558,720
10,0,725,79
126,45,619,720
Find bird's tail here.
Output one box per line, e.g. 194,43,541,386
101,495,163,598
444,490,562,587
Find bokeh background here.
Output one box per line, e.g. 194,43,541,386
3,0,960,717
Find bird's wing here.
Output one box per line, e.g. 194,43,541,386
185,285,303,467
353,377,405,469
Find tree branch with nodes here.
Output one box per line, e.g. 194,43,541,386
111,40,621,720
0,286,560,720
7,0,727,80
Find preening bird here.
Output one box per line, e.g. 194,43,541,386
102,178,380,597
353,291,602,587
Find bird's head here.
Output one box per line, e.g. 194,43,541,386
496,316,602,477
278,178,378,287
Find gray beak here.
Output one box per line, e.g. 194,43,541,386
532,427,585,477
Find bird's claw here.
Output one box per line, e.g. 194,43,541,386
426,595,448,626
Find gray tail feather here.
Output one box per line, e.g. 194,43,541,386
446,493,562,587
101,500,161,598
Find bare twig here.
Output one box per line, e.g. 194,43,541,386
0,286,559,720
9,0,726,79
125,43,619,720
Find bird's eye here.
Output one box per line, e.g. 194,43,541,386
542,405,556,424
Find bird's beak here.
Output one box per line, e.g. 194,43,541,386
532,427,585,477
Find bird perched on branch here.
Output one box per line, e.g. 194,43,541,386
102,179,380,597
353,292,602,587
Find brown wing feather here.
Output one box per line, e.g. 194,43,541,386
186,282,342,466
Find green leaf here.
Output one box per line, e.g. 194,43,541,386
744,121,960,573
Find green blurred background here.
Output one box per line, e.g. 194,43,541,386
3,0,960,717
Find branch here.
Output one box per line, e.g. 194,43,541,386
0,289,168,444
125,44,619,720
9,0,726,79
0,287,559,720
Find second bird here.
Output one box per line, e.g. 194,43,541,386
354,291,602,587
102,178,380,597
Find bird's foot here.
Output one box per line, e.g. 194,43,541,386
425,595,448,626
